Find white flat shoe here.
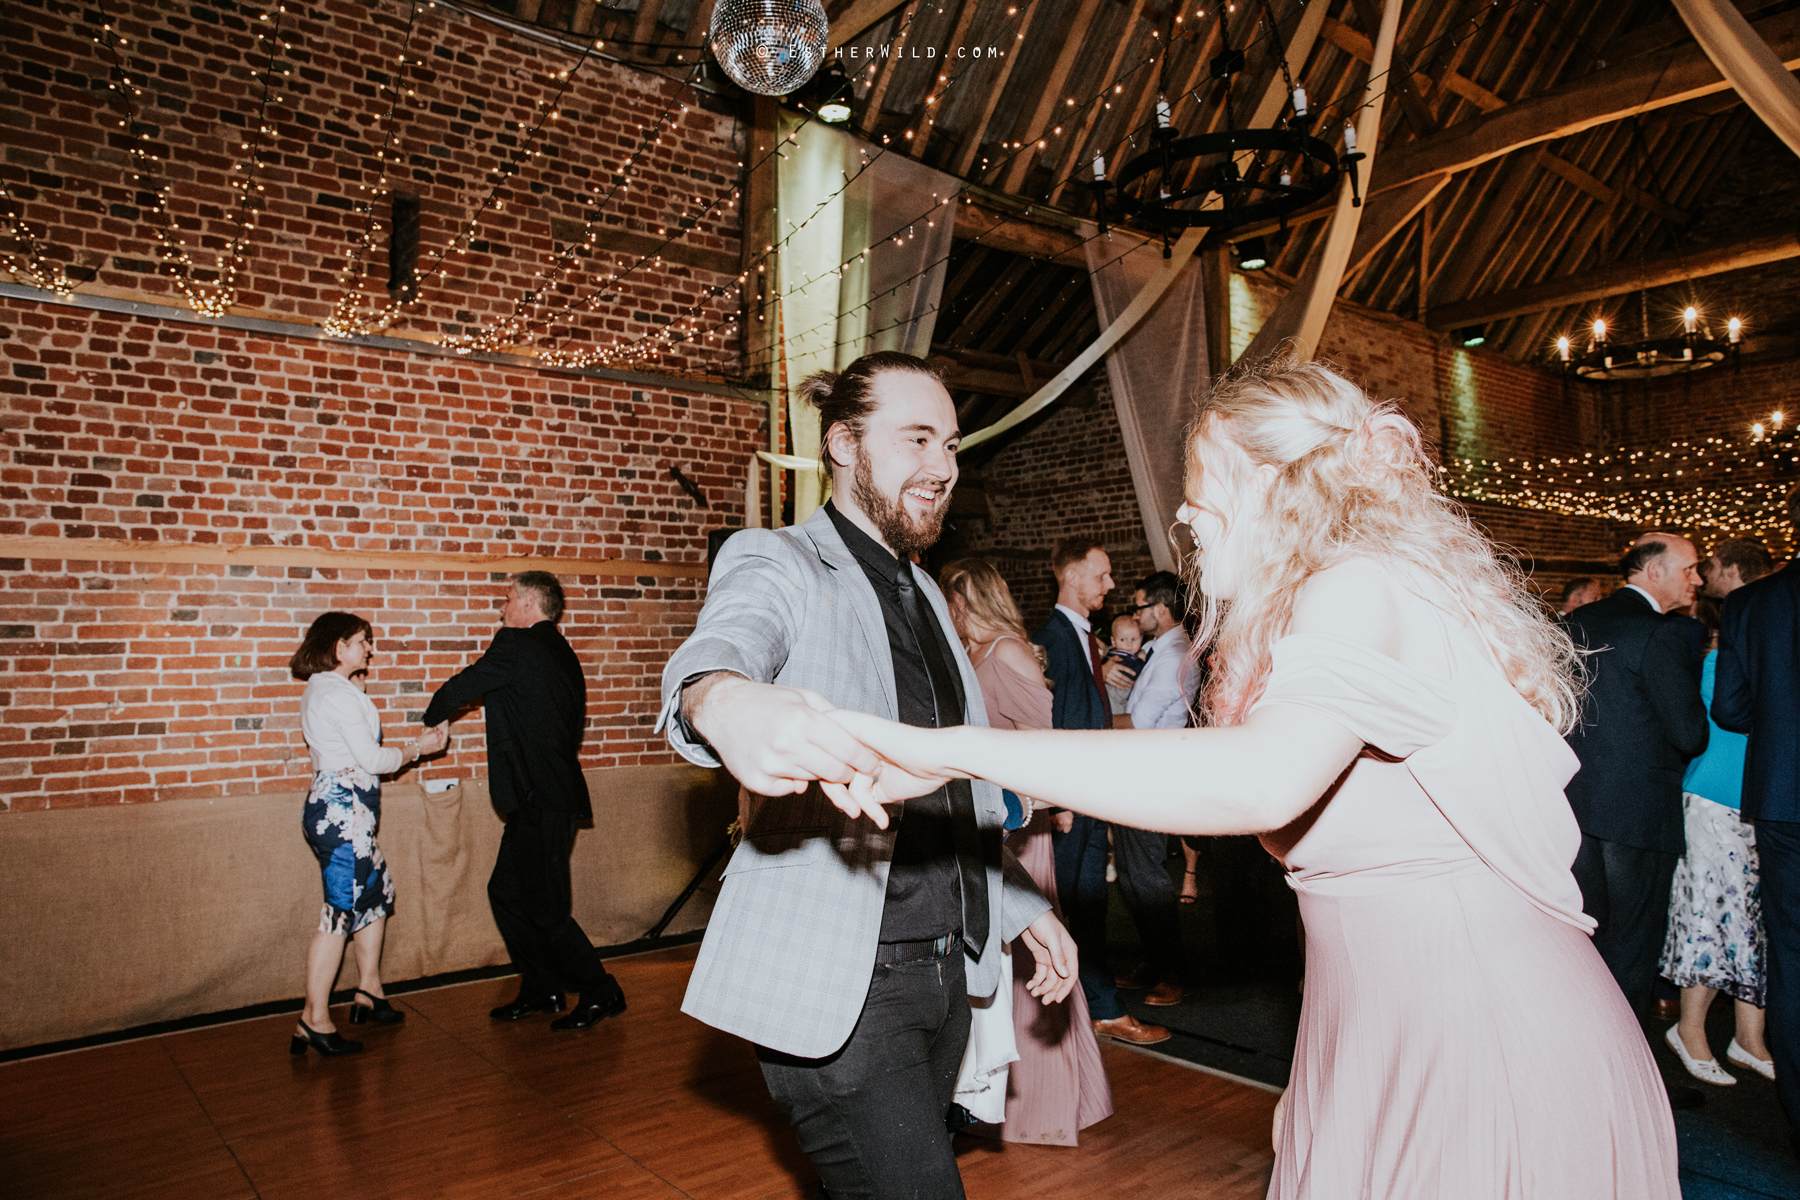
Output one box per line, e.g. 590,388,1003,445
1727,1039,1776,1080
1666,1025,1736,1086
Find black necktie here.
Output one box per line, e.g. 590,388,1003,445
894,565,990,957
1141,645,1154,666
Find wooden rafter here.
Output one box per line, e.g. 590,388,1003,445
952,0,1042,178
1368,8,1800,198
1427,227,1800,329
859,0,920,139
908,0,979,159
1046,0,1150,206
1003,0,1106,194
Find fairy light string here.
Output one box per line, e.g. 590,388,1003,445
0,185,78,296
321,0,425,338
96,0,290,318
1442,437,1800,550
327,25,606,337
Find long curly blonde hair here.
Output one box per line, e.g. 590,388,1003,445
1188,358,1581,733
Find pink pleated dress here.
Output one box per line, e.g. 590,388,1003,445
973,639,1114,1145
1255,627,1679,1200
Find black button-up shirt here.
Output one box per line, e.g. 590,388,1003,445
824,501,967,943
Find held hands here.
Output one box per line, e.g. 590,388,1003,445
417,723,450,756
1018,910,1078,1005
818,708,967,828
684,673,887,801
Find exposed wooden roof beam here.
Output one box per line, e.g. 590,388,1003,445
1004,0,1106,193
1534,148,1690,226
829,0,912,49
952,192,1087,262
858,1,919,137
1369,8,1800,197
1047,0,1151,206
1345,0,1437,136
632,0,666,55
1427,227,1800,329
953,0,1043,177
908,0,979,160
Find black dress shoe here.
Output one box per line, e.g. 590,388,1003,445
490,992,566,1021
348,987,405,1025
290,1019,363,1056
549,989,626,1031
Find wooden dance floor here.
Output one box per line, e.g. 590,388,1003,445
3,946,1278,1199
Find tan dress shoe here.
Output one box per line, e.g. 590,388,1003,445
1092,1014,1172,1045
1143,981,1184,1006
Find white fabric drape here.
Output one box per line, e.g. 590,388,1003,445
1674,0,1800,158
776,115,959,522
1083,228,1209,572
1239,0,1404,365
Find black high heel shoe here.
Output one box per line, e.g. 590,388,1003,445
348,987,405,1025
290,1018,363,1056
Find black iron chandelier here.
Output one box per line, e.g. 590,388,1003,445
1555,302,1741,381
1090,14,1348,255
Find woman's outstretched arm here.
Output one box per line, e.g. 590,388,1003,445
824,703,1364,837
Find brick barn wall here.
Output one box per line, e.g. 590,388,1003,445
0,0,773,813
0,296,761,810
2,0,743,369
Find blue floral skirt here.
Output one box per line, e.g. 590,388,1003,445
1660,791,1764,1005
302,772,396,936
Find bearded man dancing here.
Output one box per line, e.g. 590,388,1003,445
657,351,1077,1199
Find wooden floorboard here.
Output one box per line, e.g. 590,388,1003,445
1,945,1276,1199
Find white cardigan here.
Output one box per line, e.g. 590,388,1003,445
300,671,405,787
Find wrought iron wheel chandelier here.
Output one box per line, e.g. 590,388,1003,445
1091,11,1347,254
1556,299,1741,382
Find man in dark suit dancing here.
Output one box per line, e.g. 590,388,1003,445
1563,533,1708,1019
1033,537,1169,1046
1713,488,1800,1148
424,571,626,1032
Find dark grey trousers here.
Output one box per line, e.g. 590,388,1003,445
1111,823,1190,982
1572,832,1679,1016
756,947,970,1200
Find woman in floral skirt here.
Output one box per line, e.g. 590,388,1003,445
288,612,446,1056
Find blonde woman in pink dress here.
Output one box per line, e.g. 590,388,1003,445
818,361,1680,1199
939,558,1114,1145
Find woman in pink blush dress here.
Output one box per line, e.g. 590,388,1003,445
825,361,1680,1199
939,557,1113,1145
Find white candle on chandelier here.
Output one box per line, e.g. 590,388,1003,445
1592,318,1606,343
1293,86,1308,117
1683,306,1698,334
1729,317,1743,343
1557,336,1570,362
1753,422,1766,441
1093,153,1106,181
1342,123,1356,152
1775,410,1786,429
1280,170,1291,188
1156,98,1171,129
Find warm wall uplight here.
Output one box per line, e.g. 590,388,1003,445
1729,317,1743,343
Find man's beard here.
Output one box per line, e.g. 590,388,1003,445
850,442,948,558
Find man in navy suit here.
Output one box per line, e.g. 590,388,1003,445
1563,534,1708,1019
1713,488,1800,1147
1033,537,1169,1046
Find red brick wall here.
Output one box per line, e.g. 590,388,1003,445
3,0,742,370
0,296,761,811
0,0,775,811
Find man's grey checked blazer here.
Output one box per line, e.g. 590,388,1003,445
657,506,1051,1059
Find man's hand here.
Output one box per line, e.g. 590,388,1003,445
418,723,450,755
1100,658,1137,690
1018,910,1078,1005
684,672,883,799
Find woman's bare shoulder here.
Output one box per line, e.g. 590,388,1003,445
989,635,1048,684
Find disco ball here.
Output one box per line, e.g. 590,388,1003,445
708,0,831,97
